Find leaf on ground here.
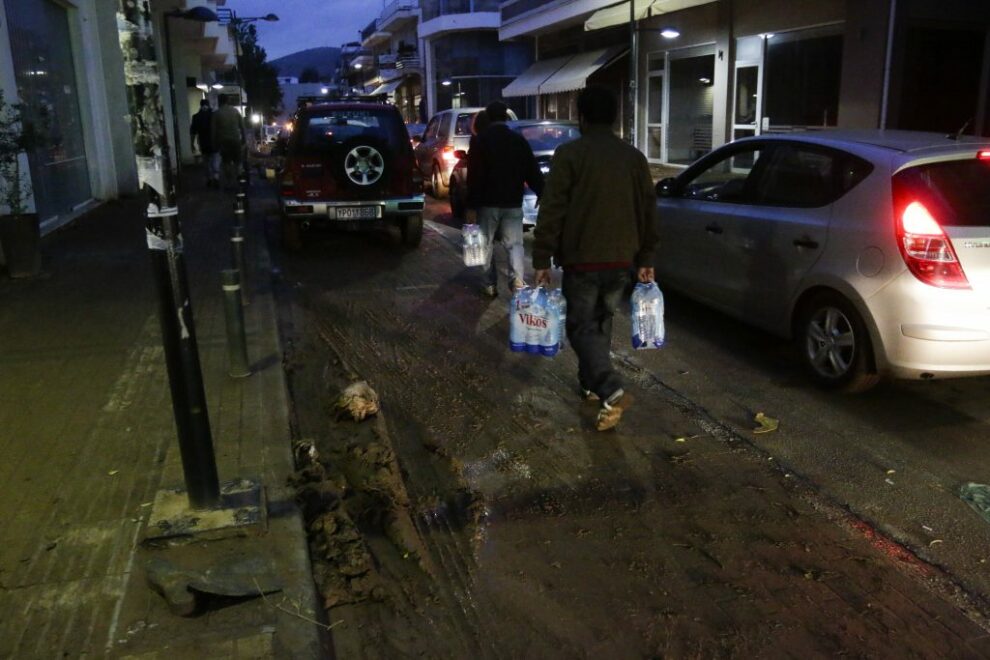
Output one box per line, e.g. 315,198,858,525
108,470,119,476
753,412,779,434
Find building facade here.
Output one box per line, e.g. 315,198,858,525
359,1,426,123
0,0,235,234
498,0,990,165
419,0,534,117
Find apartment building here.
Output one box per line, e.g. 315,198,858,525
359,1,425,123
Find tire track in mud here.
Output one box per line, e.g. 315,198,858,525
297,230,649,655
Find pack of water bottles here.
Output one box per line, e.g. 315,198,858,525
461,224,487,267
509,286,565,357
631,282,665,349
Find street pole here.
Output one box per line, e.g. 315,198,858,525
628,0,638,146
162,15,182,176
116,1,221,510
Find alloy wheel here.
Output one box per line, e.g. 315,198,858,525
805,306,856,379
344,146,384,186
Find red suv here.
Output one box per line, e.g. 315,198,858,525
278,103,425,248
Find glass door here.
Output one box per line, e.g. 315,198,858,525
732,62,762,141
666,47,715,165
645,53,665,163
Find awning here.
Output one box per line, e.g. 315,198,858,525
537,46,627,96
502,56,572,98
368,77,404,96
585,0,717,31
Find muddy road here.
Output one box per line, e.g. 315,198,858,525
267,195,990,658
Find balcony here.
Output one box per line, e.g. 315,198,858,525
379,0,420,32
420,0,501,22
361,19,392,48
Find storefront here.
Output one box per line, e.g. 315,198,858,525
4,0,93,224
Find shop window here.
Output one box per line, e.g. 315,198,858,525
764,33,842,129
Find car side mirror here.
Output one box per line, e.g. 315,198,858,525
656,177,677,198
411,134,423,144
453,149,467,160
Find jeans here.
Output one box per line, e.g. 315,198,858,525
562,268,630,400
206,151,220,182
478,207,524,288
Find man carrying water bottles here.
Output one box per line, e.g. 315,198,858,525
533,85,659,431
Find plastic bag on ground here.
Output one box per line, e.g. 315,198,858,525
631,282,665,349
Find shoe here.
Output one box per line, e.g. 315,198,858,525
510,278,526,293
581,389,600,401
596,388,629,431
481,285,498,298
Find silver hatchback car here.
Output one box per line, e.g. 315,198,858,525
656,130,990,391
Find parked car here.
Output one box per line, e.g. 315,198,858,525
655,130,990,391
413,107,517,199
277,102,425,249
448,120,580,224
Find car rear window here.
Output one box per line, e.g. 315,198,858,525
517,124,581,151
294,109,408,155
893,158,990,227
454,113,476,136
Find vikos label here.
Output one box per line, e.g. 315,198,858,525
509,286,564,357
631,282,665,350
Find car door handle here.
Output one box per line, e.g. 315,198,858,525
793,238,819,249
705,223,723,235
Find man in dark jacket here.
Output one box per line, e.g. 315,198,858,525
466,101,544,297
533,86,659,431
189,99,218,187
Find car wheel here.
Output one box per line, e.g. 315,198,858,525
281,214,301,252
335,136,390,191
401,214,423,248
795,292,880,393
431,164,448,199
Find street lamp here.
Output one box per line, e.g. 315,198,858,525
441,78,463,108
217,10,280,177
163,7,219,174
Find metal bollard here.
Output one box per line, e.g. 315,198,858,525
230,226,248,306
233,193,246,230
237,172,250,217
221,269,251,378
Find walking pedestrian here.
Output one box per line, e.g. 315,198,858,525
190,99,219,187
466,101,544,298
532,86,659,431
211,94,245,192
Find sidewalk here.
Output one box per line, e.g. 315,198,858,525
0,172,327,657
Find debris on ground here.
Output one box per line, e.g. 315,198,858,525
334,381,380,421
959,482,990,524
753,412,779,434
145,556,283,617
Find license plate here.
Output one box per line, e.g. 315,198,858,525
334,206,381,220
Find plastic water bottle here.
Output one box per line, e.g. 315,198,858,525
631,282,665,349
509,287,529,352
526,288,547,354
546,289,565,353
462,224,486,267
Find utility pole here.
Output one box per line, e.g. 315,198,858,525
115,1,221,509
628,0,638,146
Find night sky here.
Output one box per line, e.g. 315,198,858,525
229,0,380,59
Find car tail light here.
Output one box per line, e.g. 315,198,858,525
280,174,295,197
442,146,458,163
979,150,990,161
895,200,970,289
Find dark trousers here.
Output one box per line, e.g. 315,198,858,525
562,268,630,400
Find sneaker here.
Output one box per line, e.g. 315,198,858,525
481,285,498,298
596,388,629,431
510,278,526,293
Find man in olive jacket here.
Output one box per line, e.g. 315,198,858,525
533,85,659,431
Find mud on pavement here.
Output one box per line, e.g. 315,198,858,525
270,216,990,659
